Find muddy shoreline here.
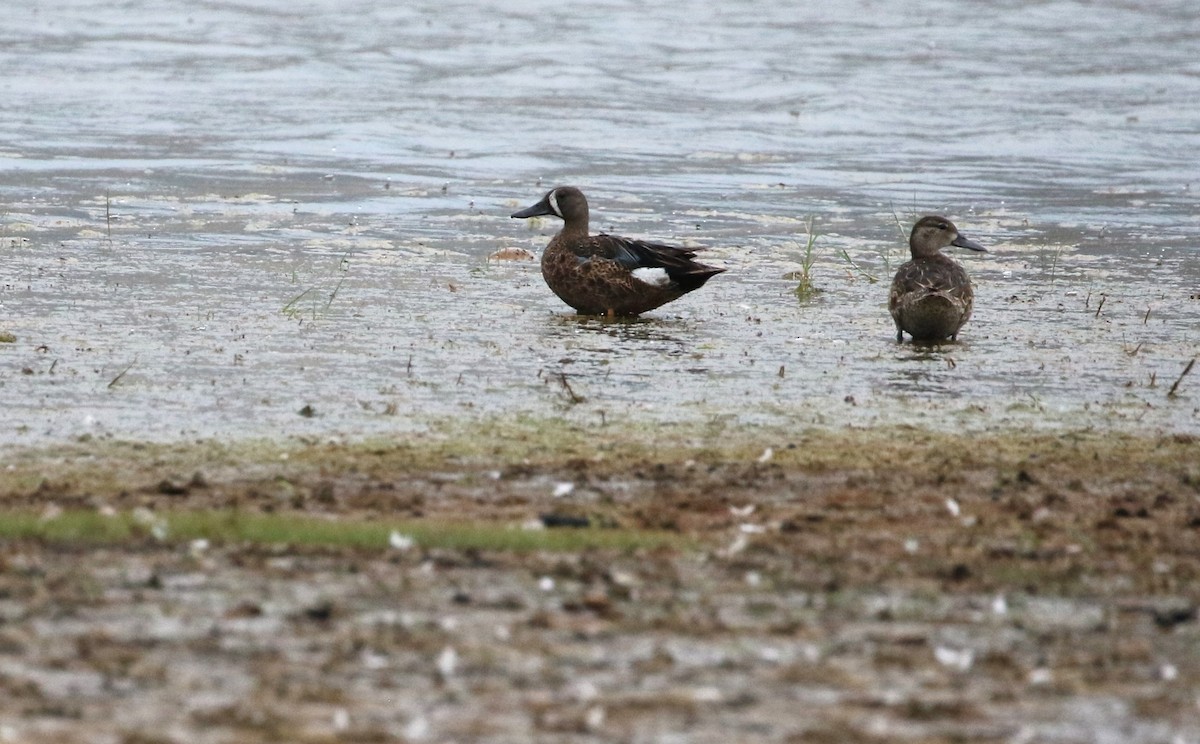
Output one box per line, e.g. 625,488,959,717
1,423,1197,743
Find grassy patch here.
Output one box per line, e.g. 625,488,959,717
788,216,822,301
281,253,351,321
0,509,687,553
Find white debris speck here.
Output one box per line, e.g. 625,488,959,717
1028,668,1053,686
389,531,415,550
992,594,1008,615
133,507,169,540
552,482,575,498
436,646,458,678
739,523,766,534
332,708,350,731
584,706,606,730
521,519,545,531
39,504,63,522
494,624,511,641
757,447,774,463
98,505,116,518
609,570,638,587
486,470,502,480
744,571,761,587
904,538,920,554
730,504,756,517
572,680,599,702
83,415,96,427
723,533,749,555
934,646,974,671
189,538,209,557
692,687,723,703
945,498,961,517
538,576,556,592
1160,663,1178,681
403,715,430,741
362,651,389,670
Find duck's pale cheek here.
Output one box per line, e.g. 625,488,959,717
631,267,671,287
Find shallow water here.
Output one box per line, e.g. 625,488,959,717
2,0,1198,447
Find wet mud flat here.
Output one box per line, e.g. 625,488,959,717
0,421,1197,743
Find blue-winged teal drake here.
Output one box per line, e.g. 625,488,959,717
511,186,725,317
889,215,986,343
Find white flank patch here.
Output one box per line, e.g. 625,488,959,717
548,189,563,218
631,267,671,286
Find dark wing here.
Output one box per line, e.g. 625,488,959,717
890,258,972,308
580,234,725,288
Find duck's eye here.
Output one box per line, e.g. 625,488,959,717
937,222,949,231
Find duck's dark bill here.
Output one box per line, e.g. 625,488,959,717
951,235,987,252
511,199,553,219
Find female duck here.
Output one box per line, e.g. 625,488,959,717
889,216,986,342
511,186,725,317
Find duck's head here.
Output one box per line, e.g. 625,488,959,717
909,215,986,258
511,186,589,225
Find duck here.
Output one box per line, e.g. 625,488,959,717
889,215,986,343
510,186,725,317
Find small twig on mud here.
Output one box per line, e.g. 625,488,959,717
557,372,584,405
1143,306,1152,325
323,255,351,313
1093,295,1106,318
107,360,136,389
1121,334,1142,357
105,191,112,241
1167,357,1196,398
